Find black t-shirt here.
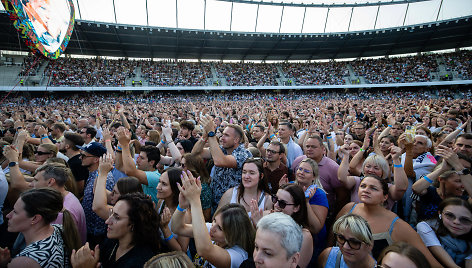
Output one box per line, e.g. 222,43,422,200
99,239,156,268
67,154,88,183
417,186,469,222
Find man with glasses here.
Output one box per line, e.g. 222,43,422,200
264,141,288,195
80,126,96,146
77,142,114,247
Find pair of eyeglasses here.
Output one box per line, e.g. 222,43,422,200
35,151,51,155
266,149,280,154
297,167,312,174
80,154,95,159
108,208,128,223
334,233,364,250
271,195,295,209
443,211,472,225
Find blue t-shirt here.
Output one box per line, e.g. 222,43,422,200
309,187,329,263
144,170,160,205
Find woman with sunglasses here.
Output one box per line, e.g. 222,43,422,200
71,193,161,268
336,175,442,268
270,184,313,268
318,214,376,268
417,198,472,267
216,158,273,217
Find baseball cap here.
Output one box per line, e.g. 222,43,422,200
76,142,107,157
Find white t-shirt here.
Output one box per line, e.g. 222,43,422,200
416,221,441,247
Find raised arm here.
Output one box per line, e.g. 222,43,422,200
337,144,357,190
388,145,408,201
178,170,232,268
3,146,29,192
201,115,237,168
116,127,148,185
92,153,114,221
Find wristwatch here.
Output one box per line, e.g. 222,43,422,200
8,161,19,167
457,168,471,175
208,131,216,137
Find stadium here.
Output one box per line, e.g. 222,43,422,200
0,1,472,268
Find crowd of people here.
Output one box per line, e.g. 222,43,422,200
43,58,138,87
13,50,472,87
0,88,471,268
141,61,211,86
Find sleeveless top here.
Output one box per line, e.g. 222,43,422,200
324,247,376,268
16,224,70,268
230,186,266,217
349,203,399,259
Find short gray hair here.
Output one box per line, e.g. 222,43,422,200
257,212,303,259
35,163,72,187
415,135,432,149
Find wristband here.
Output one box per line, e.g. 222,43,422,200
164,233,174,241
41,136,48,140
269,134,275,139
359,148,364,152
105,139,111,143
327,136,332,139
393,164,402,168
161,140,165,145
117,146,122,151
423,175,433,184
388,125,393,128
176,204,186,212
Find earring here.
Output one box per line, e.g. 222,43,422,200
439,214,442,220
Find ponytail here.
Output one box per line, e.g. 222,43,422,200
61,209,81,256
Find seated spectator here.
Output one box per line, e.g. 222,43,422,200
318,214,376,268
417,198,472,267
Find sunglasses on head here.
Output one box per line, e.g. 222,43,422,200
334,233,364,250
443,211,472,225
271,195,295,209
35,150,51,155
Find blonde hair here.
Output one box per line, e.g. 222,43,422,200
333,214,373,245
299,158,325,192
144,251,193,268
362,155,389,180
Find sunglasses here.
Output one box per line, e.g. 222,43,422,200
271,195,295,209
34,151,52,155
443,211,472,225
334,233,364,250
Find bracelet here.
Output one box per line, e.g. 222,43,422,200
176,205,186,212
164,233,174,241
105,139,111,143
388,125,393,128
423,175,433,184
359,148,364,151
393,164,403,168
41,136,48,140
269,134,275,139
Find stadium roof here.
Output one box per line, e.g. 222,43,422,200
0,0,472,60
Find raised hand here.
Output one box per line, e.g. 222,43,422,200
98,153,114,175
71,243,100,268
